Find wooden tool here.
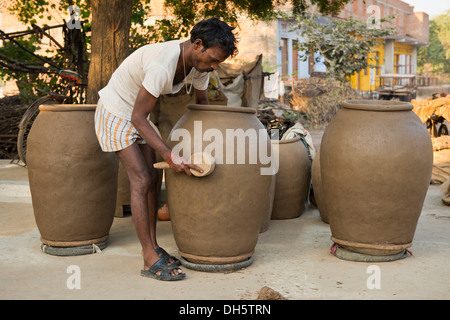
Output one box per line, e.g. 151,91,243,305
153,152,216,177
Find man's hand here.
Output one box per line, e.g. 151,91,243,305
169,153,204,176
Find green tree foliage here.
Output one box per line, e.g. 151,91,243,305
287,12,395,84
418,10,450,75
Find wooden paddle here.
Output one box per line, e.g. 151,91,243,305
153,152,216,177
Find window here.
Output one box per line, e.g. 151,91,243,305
281,38,288,77
292,40,299,78
375,51,380,75
394,53,412,74
280,38,301,79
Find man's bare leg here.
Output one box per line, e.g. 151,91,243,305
138,144,178,265
138,143,159,249
116,143,182,276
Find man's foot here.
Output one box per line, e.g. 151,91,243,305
142,248,184,278
156,247,181,266
141,257,185,281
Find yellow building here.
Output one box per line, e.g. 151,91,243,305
350,40,419,93
343,0,429,94
350,40,386,92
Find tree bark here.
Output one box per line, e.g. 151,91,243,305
86,0,133,104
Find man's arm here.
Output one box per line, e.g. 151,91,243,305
131,85,172,161
131,85,203,175
195,88,209,105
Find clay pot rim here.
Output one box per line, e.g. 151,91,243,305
188,104,256,114
341,99,413,112
39,104,97,112
271,135,301,144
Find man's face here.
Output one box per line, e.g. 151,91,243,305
192,39,229,73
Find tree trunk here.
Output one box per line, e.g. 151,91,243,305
86,0,133,104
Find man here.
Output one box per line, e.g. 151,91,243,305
95,17,238,281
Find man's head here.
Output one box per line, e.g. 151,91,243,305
189,17,238,73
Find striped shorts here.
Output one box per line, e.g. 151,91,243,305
94,101,161,152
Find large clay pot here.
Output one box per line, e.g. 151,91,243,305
311,149,328,223
321,100,433,258
271,136,311,219
260,174,275,232
153,91,195,144
27,104,118,254
165,104,274,265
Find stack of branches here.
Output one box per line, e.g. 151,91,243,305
0,26,63,75
289,77,358,128
291,77,329,103
0,96,26,159
289,77,330,114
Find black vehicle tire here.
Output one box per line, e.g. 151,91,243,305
438,124,449,137
425,119,434,136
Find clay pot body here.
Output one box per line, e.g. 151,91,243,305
321,100,433,255
271,136,311,219
259,174,275,232
165,104,273,264
311,150,328,223
153,92,194,144
27,105,118,247
157,204,170,221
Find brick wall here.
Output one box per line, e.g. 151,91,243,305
338,0,429,42
406,12,429,43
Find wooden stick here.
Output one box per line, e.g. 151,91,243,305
153,152,216,177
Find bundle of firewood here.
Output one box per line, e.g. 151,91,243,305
411,94,450,124
412,94,450,152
